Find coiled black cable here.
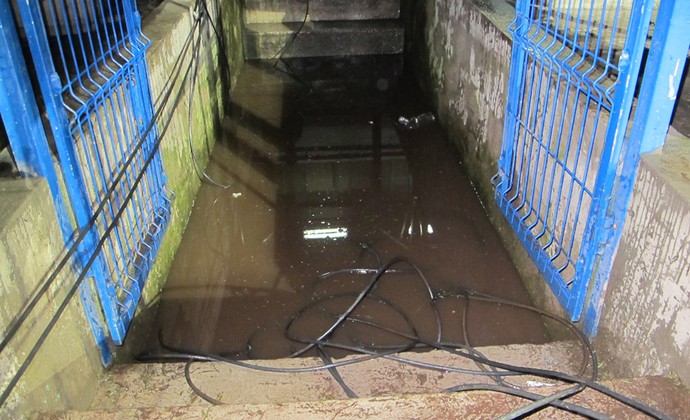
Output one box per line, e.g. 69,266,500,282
143,252,669,419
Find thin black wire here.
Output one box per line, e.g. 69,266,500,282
443,384,607,419
285,257,441,358
497,384,585,420
187,2,233,189
270,0,313,88
459,294,510,388
317,346,358,399
0,11,203,357
146,255,668,419
446,290,597,380
426,339,666,419
184,360,223,405
0,10,205,406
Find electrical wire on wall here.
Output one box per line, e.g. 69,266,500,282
270,0,312,89
142,246,670,420
187,0,233,189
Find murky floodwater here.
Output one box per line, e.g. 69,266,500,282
146,60,550,359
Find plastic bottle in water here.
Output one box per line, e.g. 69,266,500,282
397,112,436,130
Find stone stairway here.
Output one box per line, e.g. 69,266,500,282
35,341,690,418
242,0,404,59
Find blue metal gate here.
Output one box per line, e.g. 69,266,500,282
493,0,678,332
3,0,170,349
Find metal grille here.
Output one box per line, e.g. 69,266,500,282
494,0,655,321
16,0,170,344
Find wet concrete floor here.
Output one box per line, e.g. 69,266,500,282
147,60,551,359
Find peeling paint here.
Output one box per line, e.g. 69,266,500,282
668,59,681,100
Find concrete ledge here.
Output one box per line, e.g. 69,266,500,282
38,376,690,419
244,20,404,59
91,342,584,409
245,0,400,24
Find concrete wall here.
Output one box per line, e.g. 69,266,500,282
597,132,690,386
0,0,245,414
405,0,570,321
0,179,103,414
407,0,690,385
119,0,245,360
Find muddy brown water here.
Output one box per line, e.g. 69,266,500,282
146,61,551,360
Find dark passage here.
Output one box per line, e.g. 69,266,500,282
147,59,550,359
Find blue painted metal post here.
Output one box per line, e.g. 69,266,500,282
577,0,656,327
583,0,690,336
7,0,114,365
637,0,690,154
0,1,63,198
494,0,532,194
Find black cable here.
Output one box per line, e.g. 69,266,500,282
285,257,442,358
184,360,223,405
140,347,407,374
317,346,358,399
497,384,585,420
270,0,312,88
292,335,518,378
285,258,405,358
0,11,204,358
187,2,233,189
423,339,666,419
446,290,597,381
285,292,421,351
151,254,668,419
443,383,607,419
0,10,204,406
458,293,510,388
172,258,666,419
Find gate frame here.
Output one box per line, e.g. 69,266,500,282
494,0,688,334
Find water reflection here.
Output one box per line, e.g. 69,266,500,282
147,61,550,358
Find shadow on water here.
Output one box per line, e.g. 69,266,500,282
146,59,551,359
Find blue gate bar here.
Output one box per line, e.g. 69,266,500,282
1,0,112,365
636,0,690,154
583,0,690,336
577,0,656,332
15,0,171,346
495,0,658,325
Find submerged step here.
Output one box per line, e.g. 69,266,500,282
243,21,403,59
245,0,400,24
90,342,584,409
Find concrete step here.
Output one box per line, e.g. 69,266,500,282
245,0,400,24
229,56,403,96
243,20,403,59
38,376,690,419
88,341,585,409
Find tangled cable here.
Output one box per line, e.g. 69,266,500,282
141,244,669,419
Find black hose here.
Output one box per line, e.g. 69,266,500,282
144,254,668,419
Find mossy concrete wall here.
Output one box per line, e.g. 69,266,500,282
406,0,690,386
119,0,245,359
0,0,245,414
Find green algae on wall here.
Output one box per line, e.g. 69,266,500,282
119,0,245,359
